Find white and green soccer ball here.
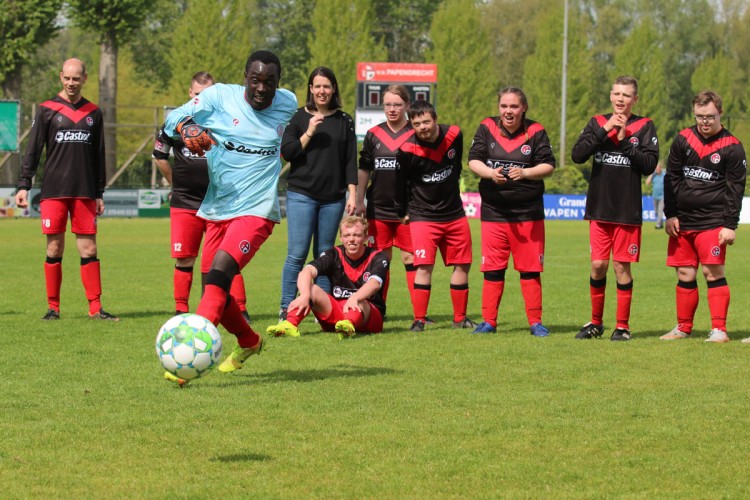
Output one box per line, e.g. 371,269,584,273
155,313,223,380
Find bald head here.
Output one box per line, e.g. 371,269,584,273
59,58,88,103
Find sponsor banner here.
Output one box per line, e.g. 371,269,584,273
103,190,139,217
355,109,386,140
357,62,438,83
137,189,170,217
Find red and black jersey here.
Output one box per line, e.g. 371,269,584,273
358,122,414,220
664,126,746,230
19,95,105,200
468,117,556,222
395,124,465,222
572,113,659,224
153,126,209,210
308,245,390,316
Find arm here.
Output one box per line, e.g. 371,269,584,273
344,114,358,215
153,127,174,184
280,110,309,162
721,143,747,234
663,137,683,237
343,278,382,313
394,149,410,220
289,264,319,317
621,120,659,176
467,123,508,185
509,127,556,181
155,159,173,185
571,117,604,164
93,108,106,214
17,106,47,206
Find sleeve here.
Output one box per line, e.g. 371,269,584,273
533,128,556,168
454,130,464,173
163,88,217,138
344,114,358,185
722,143,747,229
93,109,106,197
18,106,47,190
280,109,305,162
308,248,337,277
152,126,174,160
467,123,489,163
571,117,605,164
663,136,684,219
368,250,390,283
621,120,658,176
358,131,375,171
394,148,410,218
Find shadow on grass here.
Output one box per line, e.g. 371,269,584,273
210,452,272,463
215,364,399,386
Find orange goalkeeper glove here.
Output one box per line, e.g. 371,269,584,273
176,118,215,156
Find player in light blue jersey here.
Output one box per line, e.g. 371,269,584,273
163,50,297,381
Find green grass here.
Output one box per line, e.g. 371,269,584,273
2,217,750,498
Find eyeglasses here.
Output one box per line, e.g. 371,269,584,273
694,114,718,123
384,103,404,109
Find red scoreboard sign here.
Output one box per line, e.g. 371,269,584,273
357,62,438,83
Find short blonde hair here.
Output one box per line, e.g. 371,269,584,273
339,215,368,235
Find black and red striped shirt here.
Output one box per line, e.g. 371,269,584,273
664,126,746,230
19,95,105,200
468,117,556,222
153,126,209,211
572,113,659,224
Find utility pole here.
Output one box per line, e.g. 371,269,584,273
560,0,569,168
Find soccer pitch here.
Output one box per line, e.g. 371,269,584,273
2,217,750,497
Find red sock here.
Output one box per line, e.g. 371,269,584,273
221,295,259,348
412,284,431,321
450,284,469,323
80,258,102,315
197,284,227,326
481,279,504,327
230,274,247,312
615,281,633,330
405,265,416,305
174,266,193,313
520,275,542,325
286,306,306,326
707,280,730,331
676,281,699,333
590,277,606,325
44,259,62,312
344,308,364,328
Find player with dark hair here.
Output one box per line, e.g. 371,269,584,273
394,100,476,332
153,72,250,320
16,58,118,321
163,50,296,381
468,87,556,336
267,216,389,338
571,75,659,341
659,91,746,343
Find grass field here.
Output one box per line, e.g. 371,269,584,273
2,217,750,498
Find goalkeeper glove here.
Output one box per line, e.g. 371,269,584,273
176,118,215,156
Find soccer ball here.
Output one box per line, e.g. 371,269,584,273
155,313,223,380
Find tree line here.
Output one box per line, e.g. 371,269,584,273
2,0,748,192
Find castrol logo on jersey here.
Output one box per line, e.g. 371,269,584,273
239,240,251,254
628,244,639,256
710,153,721,164
86,116,94,127
374,157,398,170
181,147,205,159
594,151,631,166
333,286,353,299
55,130,91,143
683,166,719,182
521,145,532,155
629,137,639,146
422,167,452,183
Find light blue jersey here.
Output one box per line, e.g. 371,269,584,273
165,84,297,221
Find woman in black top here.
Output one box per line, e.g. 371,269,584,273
278,67,357,319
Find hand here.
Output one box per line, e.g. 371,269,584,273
288,296,311,318
665,217,680,238
491,168,509,184
306,113,325,137
96,198,105,215
400,214,410,225
605,113,628,139
718,227,736,246
15,189,28,208
345,197,357,216
506,166,525,181
177,119,215,156
342,297,362,314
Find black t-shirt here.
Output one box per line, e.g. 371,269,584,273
358,122,415,220
468,117,556,222
395,124,465,222
664,126,747,230
309,245,389,316
152,126,209,210
19,95,105,199
572,113,659,224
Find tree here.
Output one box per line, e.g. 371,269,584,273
427,0,496,192
372,0,442,63
307,0,386,113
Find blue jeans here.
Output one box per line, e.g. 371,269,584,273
280,190,346,309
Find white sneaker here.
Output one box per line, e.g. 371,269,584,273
705,328,729,343
660,326,690,340
741,336,750,344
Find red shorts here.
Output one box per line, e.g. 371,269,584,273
410,218,473,267
170,207,207,258
314,295,384,333
200,216,275,273
481,220,545,272
589,221,641,262
40,198,97,235
667,228,726,267
367,219,413,253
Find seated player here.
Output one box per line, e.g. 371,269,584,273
267,216,388,338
